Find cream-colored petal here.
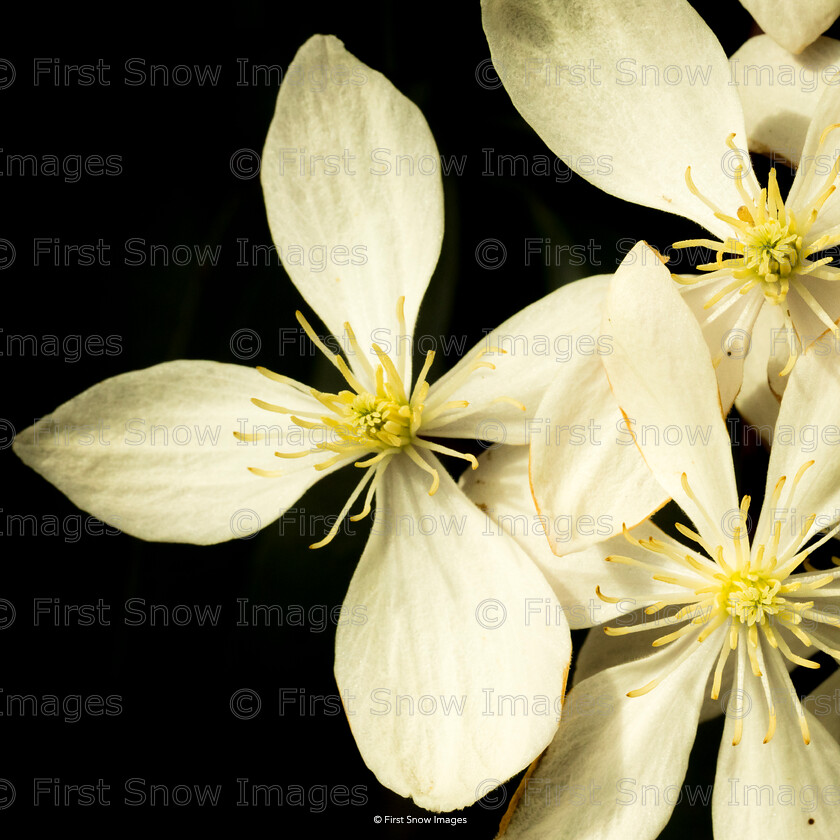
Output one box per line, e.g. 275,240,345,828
603,243,740,547
334,455,571,812
502,626,726,840
424,274,613,445
755,332,840,558
12,361,335,544
732,35,840,163
576,611,811,728
734,301,784,444
526,253,670,554
481,0,744,238
261,35,444,381
786,276,840,350
678,273,764,410
787,82,840,238
740,0,840,54
714,645,840,838
573,607,733,728
460,445,704,627
804,669,840,742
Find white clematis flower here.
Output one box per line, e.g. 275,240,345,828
13,35,575,811
482,0,840,433
462,242,840,839
739,0,840,55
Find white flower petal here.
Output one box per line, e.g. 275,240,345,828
804,669,840,742
739,0,840,55
575,614,808,726
714,649,840,838
787,82,840,238
731,35,840,163
503,626,726,840
481,0,744,237
734,301,783,443
603,242,740,545
261,35,444,374
457,444,557,561
678,274,764,410
334,455,571,812
756,333,840,557
787,276,840,350
525,258,669,554
12,361,334,544
460,446,702,627
573,608,730,728
423,274,613,444
529,367,670,555
572,611,663,686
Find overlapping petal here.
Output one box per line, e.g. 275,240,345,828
739,0,840,55
804,670,840,742
755,334,840,558
526,254,670,554
481,0,744,238
786,83,840,237
732,35,840,164
460,445,703,627
425,274,613,445
334,455,571,812
502,627,726,840
602,243,740,545
734,301,784,440
677,274,762,410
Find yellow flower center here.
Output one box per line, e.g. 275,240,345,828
723,571,784,626
598,464,840,746
240,297,519,548
738,217,802,303
671,128,840,374
349,393,400,438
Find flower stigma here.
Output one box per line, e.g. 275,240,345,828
672,128,840,374
598,464,840,746
238,297,521,548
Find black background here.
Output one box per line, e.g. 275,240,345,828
3,1,835,834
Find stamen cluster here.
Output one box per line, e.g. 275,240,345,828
672,128,840,374
600,464,840,746
240,297,520,548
